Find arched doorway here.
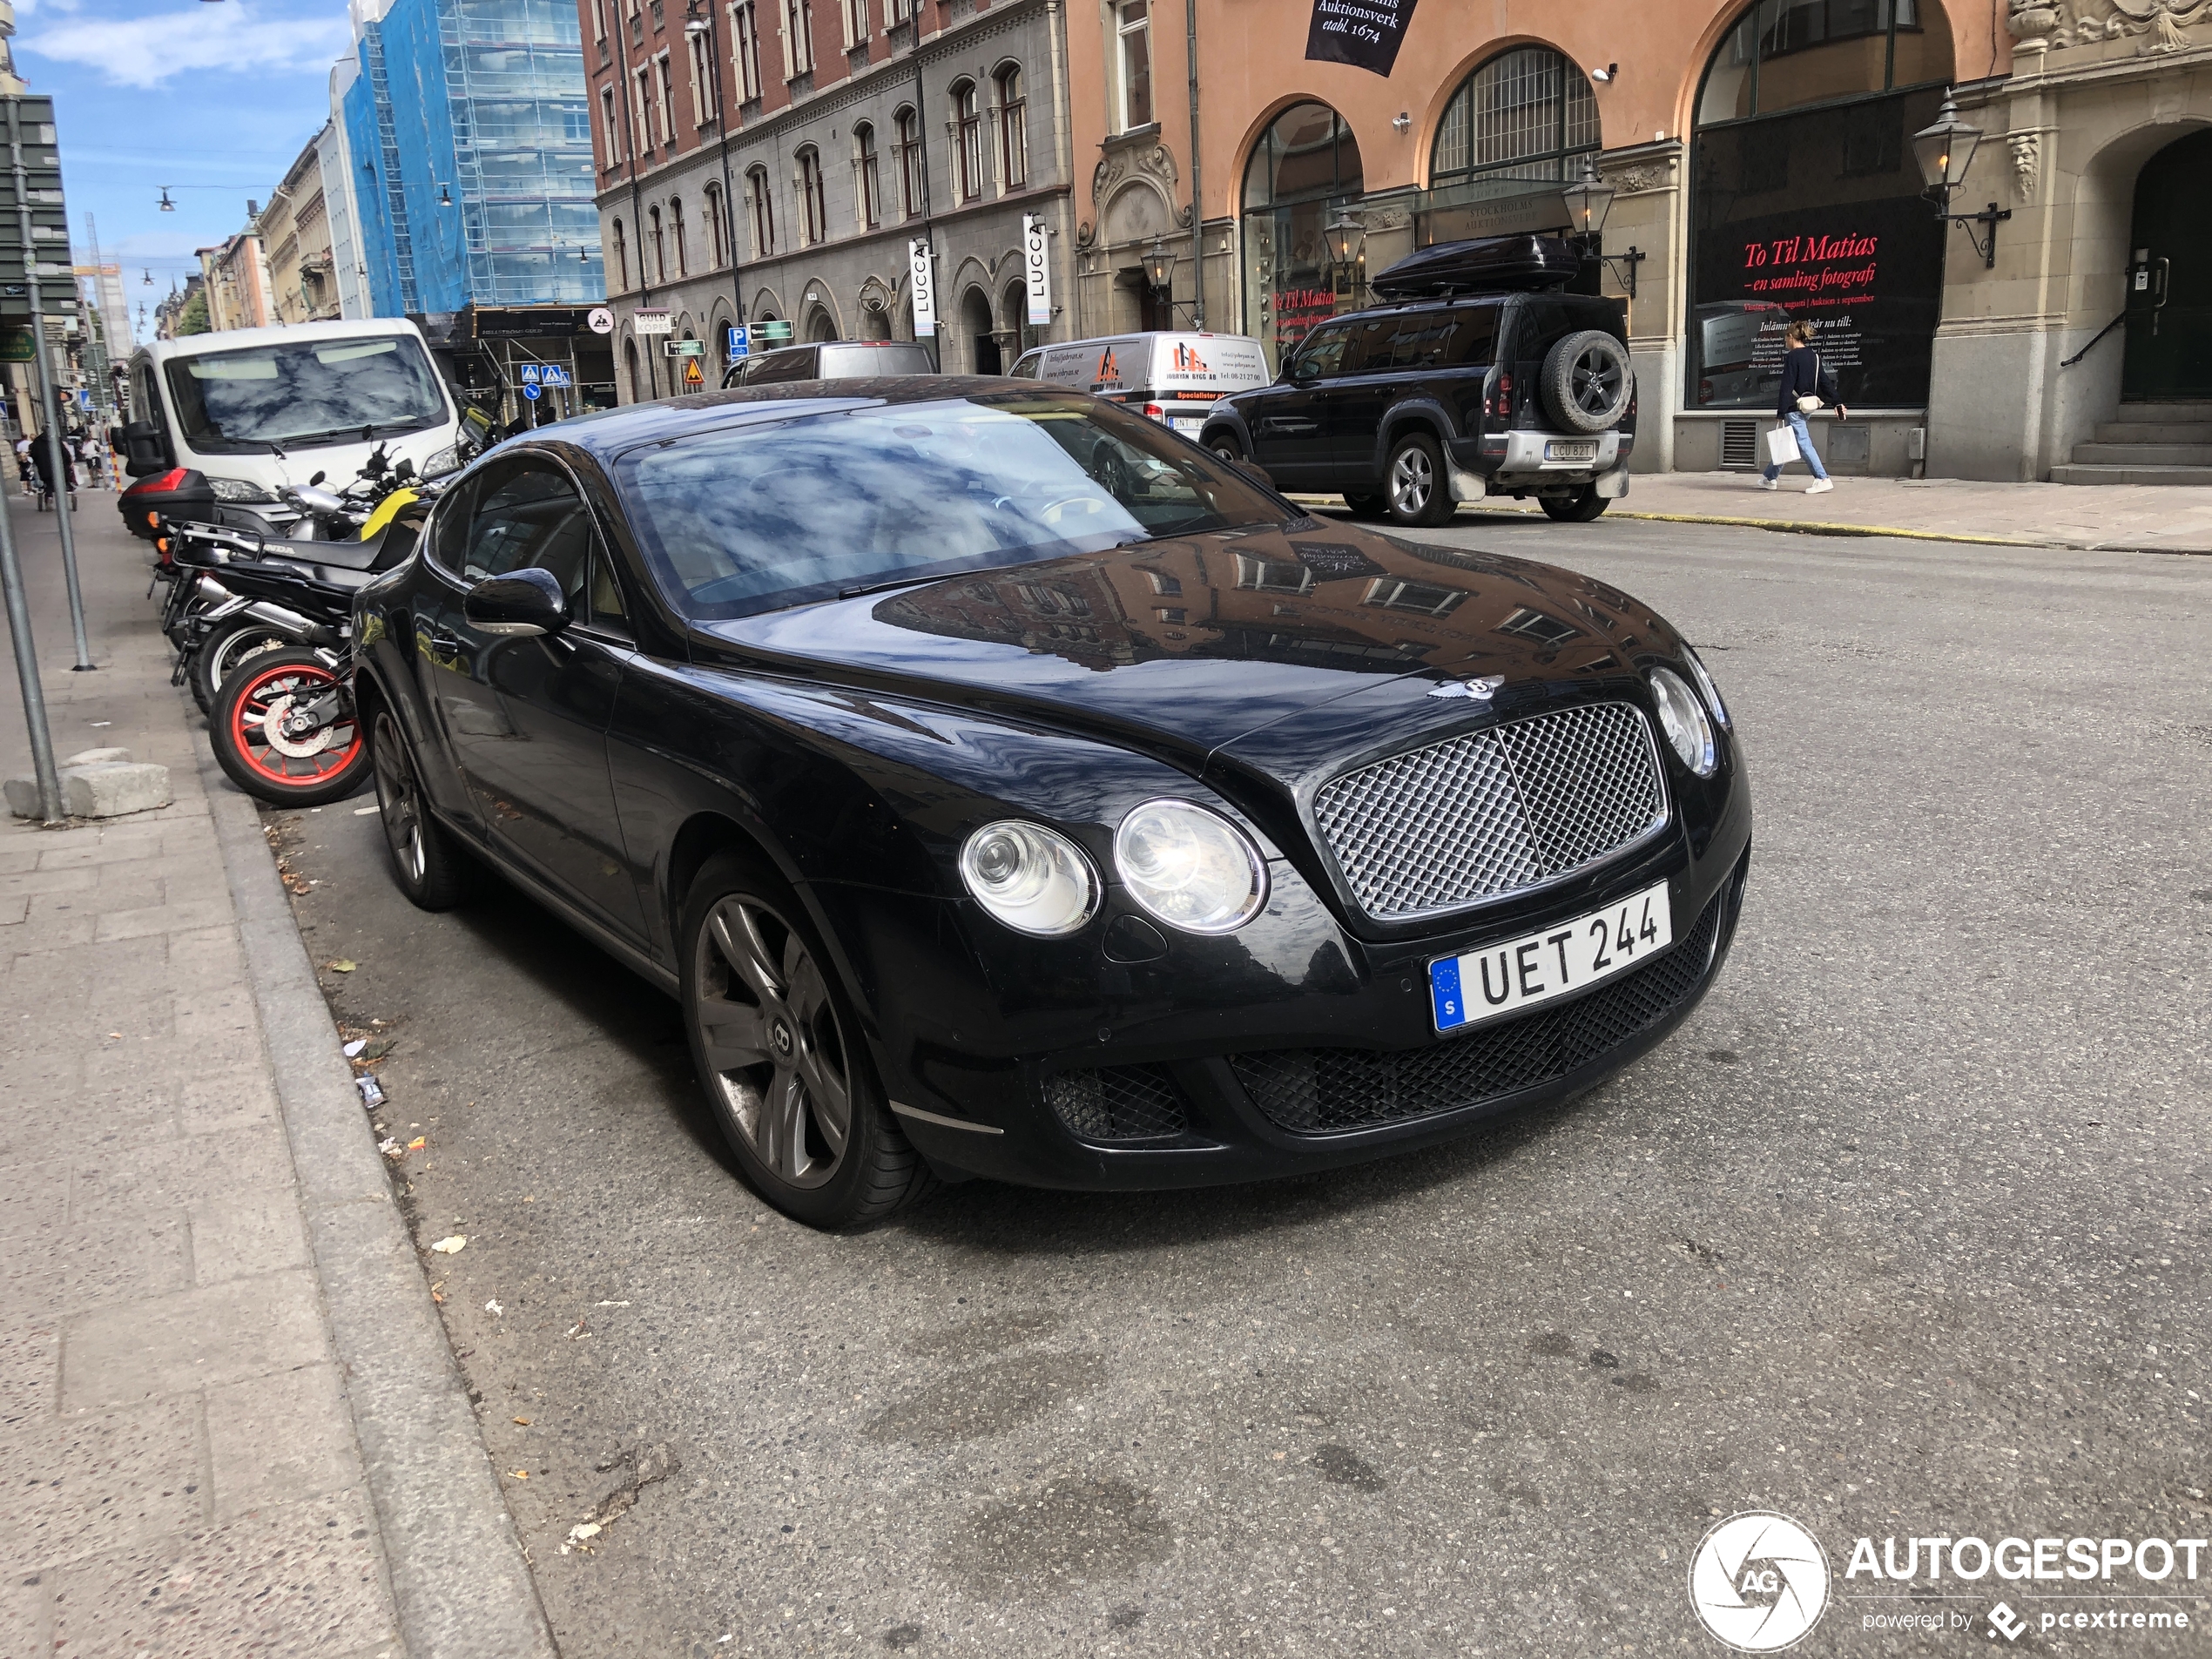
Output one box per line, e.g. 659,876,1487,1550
806,304,839,342
623,338,641,405
961,287,999,374
1240,102,1364,370
1688,0,1954,414
1421,47,1600,245
2122,127,2212,401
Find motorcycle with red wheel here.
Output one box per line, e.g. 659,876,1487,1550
210,648,368,806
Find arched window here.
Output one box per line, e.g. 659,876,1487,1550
649,206,666,283
952,80,982,200
670,196,687,277
797,146,827,245
894,105,923,218
1430,47,1599,199
1240,102,1364,371
745,165,776,255
611,217,629,291
704,184,727,266
853,123,880,227
1689,0,1953,412
995,65,1027,188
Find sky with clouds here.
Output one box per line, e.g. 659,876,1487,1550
16,0,355,345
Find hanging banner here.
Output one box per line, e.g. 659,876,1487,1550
1022,214,1052,327
1303,0,1419,78
909,237,937,337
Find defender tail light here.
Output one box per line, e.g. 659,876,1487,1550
1143,402,1166,421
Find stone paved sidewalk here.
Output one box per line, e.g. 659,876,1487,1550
0,504,551,1656
1303,470,2212,551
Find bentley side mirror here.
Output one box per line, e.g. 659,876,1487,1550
465,567,570,637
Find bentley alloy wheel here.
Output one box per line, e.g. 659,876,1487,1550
693,892,854,1190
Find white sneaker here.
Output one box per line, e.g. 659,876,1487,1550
1804,479,1834,495
1759,477,1779,490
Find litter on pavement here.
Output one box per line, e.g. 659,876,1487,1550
355,1075,387,1108
431,1235,467,1254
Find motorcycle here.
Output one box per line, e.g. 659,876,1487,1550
198,554,373,806
158,481,440,716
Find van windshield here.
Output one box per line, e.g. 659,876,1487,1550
163,334,448,454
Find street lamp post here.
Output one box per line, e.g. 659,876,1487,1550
1912,90,2009,269
1560,155,1646,300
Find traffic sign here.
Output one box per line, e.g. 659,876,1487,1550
682,357,704,389
726,325,747,364
520,363,541,383
538,364,571,388
747,319,793,347
666,338,705,358
521,382,541,401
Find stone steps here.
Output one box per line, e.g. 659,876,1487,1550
2070,442,2212,465
2107,401,2212,423
2091,421,2212,444
2049,462,2212,485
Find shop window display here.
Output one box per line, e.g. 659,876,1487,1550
1689,0,1953,410
1240,103,1364,371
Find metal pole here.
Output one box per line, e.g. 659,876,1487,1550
0,484,64,824
1184,0,1203,327
7,98,92,672
913,56,941,372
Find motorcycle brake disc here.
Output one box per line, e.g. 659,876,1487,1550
257,692,340,759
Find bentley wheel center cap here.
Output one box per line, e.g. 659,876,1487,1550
771,1019,795,1060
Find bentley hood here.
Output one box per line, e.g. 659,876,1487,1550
693,522,1685,772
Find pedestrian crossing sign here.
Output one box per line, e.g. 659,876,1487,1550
520,363,541,384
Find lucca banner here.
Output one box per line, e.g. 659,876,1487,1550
1305,0,1418,77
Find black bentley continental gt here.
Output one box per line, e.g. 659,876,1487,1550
353,378,1750,1228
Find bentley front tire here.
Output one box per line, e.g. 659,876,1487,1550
679,853,936,1230
370,708,478,910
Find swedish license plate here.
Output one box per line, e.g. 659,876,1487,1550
1429,880,1672,1034
1545,440,1596,462
1170,416,1205,433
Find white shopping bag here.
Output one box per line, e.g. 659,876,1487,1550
1762,423,1800,469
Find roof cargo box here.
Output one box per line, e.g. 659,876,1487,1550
1371,234,1581,300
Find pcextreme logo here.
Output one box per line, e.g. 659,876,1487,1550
1690,1512,1831,1652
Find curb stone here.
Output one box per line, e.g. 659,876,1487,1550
191,716,558,1659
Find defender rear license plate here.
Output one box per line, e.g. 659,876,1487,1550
1545,440,1597,462
1429,880,1672,1034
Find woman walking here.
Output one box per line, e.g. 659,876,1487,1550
1762,320,1847,495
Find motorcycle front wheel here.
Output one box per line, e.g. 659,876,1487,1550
209,651,371,806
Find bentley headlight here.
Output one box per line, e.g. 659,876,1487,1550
206,476,276,503
1113,799,1268,934
421,445,462,478
1649,667,1717,777
959,820,1097,936
1683,646,1730,729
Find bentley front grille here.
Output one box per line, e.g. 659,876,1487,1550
1312,702,1666,921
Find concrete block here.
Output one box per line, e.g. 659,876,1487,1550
60,1270,331,1408
0,1395,203,1570
6,761,174,822
205,1364,364,1523
62,747,135,767
67,1125,293,1228
61,763,172,820
92,894,233,944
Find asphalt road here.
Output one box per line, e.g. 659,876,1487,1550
259,509,2211,1657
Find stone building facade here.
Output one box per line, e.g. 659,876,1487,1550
584,0,1079,401
1054,0,2212,483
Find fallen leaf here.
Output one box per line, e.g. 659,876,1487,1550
430,1235,467,1255
327,959,357,973
513,1417,532,1426
508,1469,529,1480
106,1032,123,1040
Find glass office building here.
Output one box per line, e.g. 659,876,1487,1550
341,0,602,314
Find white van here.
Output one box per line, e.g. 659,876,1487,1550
122,318,467,523
1008,332,1270,435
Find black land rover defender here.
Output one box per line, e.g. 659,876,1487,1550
1200,234,1635,526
